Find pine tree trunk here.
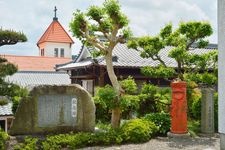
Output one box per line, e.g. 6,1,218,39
105,52,122,128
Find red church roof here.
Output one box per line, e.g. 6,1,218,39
1,55,71,71
37,20,74,46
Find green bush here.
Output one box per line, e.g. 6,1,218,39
120,76,138,94
0,98,8,106
42,132,92,150
143,112,170,135
120,94,140,119
186,81,201,119
14,137,38,150
188,120,200,137
0,129,9,150
91,128,123,145
138,84,171,115
138,84,158,115
121,119,158,143
42,129,123,149
94,85,115,122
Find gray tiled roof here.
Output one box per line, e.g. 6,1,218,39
0,102,13,116
57,43,217,70
5,71,71,87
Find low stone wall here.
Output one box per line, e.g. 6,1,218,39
9,84,95,135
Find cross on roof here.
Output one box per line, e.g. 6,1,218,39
53,6,58,21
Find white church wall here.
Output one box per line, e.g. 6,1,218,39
44,42,71,58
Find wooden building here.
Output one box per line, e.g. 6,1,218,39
57,43,217,95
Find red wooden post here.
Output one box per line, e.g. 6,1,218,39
170,81,188,134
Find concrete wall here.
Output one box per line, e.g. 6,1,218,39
218,0,225,149
38,42,72,58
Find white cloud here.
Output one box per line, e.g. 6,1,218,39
0,0,217,56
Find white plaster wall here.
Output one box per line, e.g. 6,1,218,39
218,0,225,134
44,42,72,58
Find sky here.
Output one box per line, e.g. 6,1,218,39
0,0,217,56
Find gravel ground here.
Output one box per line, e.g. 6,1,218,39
79,135,220,150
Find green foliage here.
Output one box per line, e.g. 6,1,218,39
94,102,111,123
188,120,200,137
0,84,29,114
0,98,8,106
94,85,117,109
70,0,131,49
178,21,213,40
185,80,202,119
91,128,123,145
120,94,140,119
94,77,140,120
70,10,87,39
0,129,9,150
128,21,214,80
14,137,38,150
0,57,17,78
121,119,158,143
143,113,170,135
0,29,27,46
42,133,92,150
138,84,171,115
120,76,137,94
141,65,175,78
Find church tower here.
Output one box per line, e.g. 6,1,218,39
37,7,74,58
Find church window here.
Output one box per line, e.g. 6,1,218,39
54,48,58,57
41,49,44,56
60,48,64,57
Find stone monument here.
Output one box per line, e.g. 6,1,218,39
9,84,95,135
201,87,214,134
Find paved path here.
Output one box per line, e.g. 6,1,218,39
79,135,220,150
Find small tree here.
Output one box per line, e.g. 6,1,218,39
0,28,27,47
70,0,132,128
128,21,214,80
0,29,27,102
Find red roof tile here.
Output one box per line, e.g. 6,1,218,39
1,55,71,71
37,20,74,46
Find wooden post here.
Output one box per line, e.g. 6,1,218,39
5,118,7,133
99,67,105,87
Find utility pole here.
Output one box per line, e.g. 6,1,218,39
218,0,225,149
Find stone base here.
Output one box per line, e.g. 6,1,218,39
221,133,225,150
167,132,190,138
198,133,215,137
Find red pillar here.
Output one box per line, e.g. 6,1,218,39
170,81,188,134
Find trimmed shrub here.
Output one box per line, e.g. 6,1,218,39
42,129,123,150
0,129,9,150
120,76,138,94
14,137,38,150
138,84,171,115
143,112,170,135
42,132,92,150
120,94,140,119
121,119,158,143
91,128,123,145
94,85,116,122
